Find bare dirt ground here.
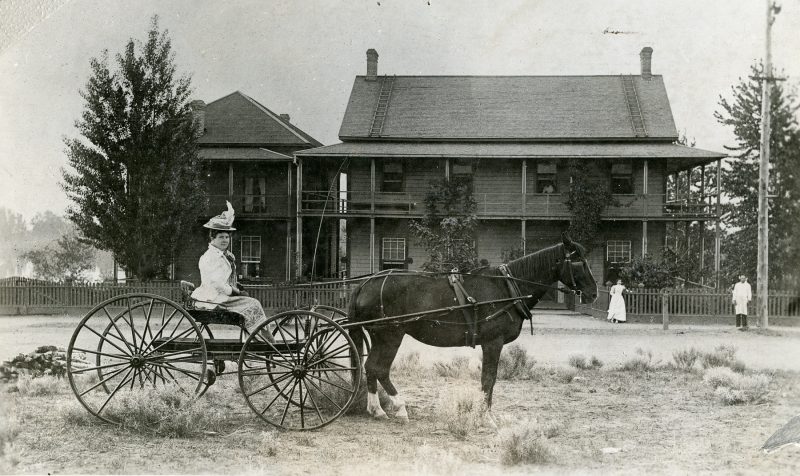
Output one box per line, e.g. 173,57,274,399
2,311,800,474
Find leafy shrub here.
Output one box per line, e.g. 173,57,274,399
499,421,555,465
554,367,577,383
0,346,87,382
672,348,701,371
433,356,476,379
568,354,603,370
568,354,587,369
497,345,536,380
435,386,486,439
703,367,770,405
620,348,655,372
700,345,746,372
703,367,738,389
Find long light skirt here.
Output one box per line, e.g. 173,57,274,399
222,296,268,331
607,295,627,322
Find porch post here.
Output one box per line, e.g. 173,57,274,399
370,217,376,273
521,159,527,216
714,159,722,287
643,159,648,194
295,159,303,279
521,220,526,254
370,158,376,213
286,162,292,281
228,162,234,198
642,220,648,257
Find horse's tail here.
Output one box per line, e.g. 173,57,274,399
347,286,366,379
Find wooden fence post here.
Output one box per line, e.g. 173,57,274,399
662,289,669,330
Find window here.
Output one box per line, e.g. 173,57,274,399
240,236,262,278
606,240,632,264
381,237,406,270
381,160,404,193
536,162,557,193
451,158,474,190
244,177,267,212
610,162,634,194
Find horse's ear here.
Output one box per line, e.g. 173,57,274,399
561,232,574,248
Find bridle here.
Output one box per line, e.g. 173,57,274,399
557,247,596,301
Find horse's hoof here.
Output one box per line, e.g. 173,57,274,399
374,412,389,420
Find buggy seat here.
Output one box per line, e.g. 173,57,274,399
179,281,246,328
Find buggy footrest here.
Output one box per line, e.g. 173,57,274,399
188,309,246,327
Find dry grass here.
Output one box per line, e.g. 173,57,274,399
0,398,21,473
434,386,486,439
703,367,770,405
499,419,556,466
8,375,67,396
82,387,229,437
391,351,424,378
497,344,536,380
433,356,478,380
672,348,702,371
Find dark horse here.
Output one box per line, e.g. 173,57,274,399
347,234,598,422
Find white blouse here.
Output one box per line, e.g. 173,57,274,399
191,245,236,304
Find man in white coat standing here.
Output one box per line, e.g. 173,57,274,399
732,275,752,330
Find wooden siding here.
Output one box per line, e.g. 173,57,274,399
476,221,523,266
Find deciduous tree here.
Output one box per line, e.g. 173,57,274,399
61,16,206,281
409,177,479,272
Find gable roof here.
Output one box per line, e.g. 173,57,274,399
339,75,678,141
199,91,322,147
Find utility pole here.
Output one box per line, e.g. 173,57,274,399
757,0,779,329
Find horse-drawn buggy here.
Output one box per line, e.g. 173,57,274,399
66,235,597,431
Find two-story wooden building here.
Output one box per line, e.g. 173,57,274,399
174,91,322,284
294,48,726,285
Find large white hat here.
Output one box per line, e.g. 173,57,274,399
203,201,236,231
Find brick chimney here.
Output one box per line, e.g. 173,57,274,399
279,114,290,123
640,47,653,80
366,49,378,81
189,100,206,136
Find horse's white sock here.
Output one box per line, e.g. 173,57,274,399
367,391,387,419
388,394,408,422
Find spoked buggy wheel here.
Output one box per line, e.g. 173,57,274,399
238,310,362,431
67,294,208,424
305,304,370,356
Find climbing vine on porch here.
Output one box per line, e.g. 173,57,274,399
563,159,617,252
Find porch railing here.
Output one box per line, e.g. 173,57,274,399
301,190,718,219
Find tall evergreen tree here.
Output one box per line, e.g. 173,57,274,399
61,16,206,280
715,63,800,288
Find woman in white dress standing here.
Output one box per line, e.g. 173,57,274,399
607,279,629,323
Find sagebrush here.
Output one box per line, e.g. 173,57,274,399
498,345,536,379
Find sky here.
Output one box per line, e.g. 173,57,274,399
1,0,798,221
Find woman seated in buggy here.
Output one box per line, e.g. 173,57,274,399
191,201,274,342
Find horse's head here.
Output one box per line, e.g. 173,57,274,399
556,232,598,303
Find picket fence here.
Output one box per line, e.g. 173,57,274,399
0,280,354,314
575,286,800,320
